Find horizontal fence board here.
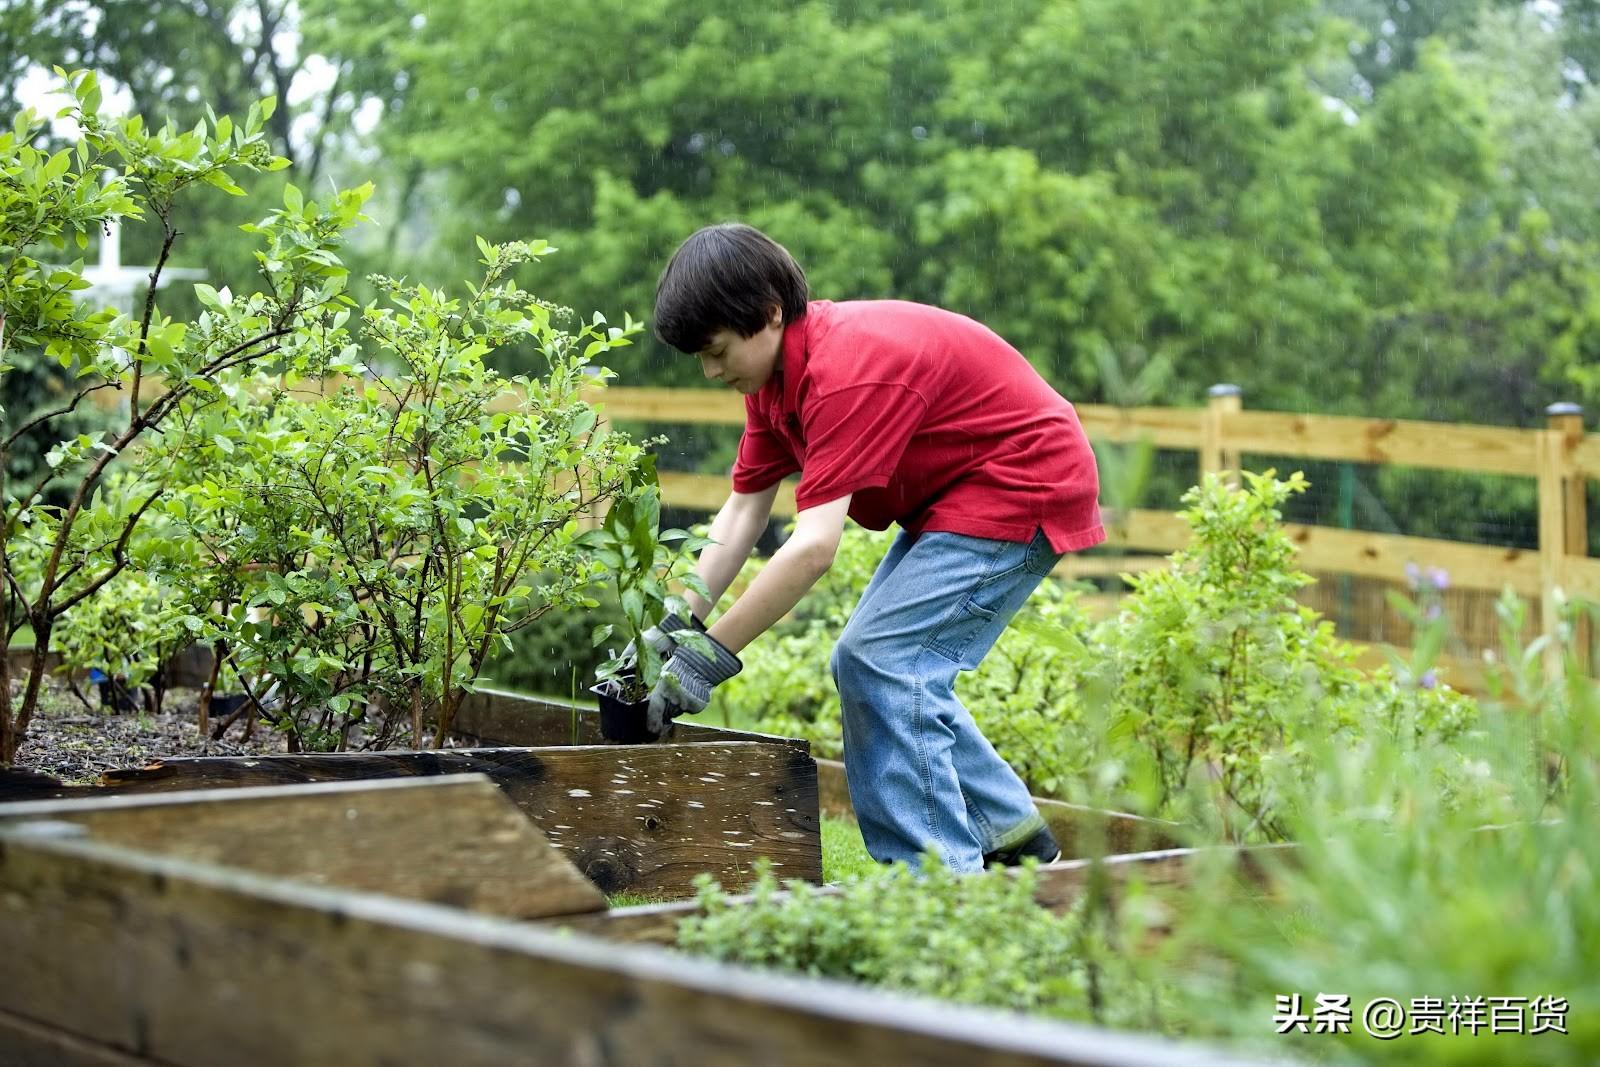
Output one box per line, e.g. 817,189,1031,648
1345,642,1490,694
0,775,604,920
659,470,800,516
585,386,747,425
0,833,1263,1067
1051,554,1168,581
1074,405,1206,450
1220,410,1539,476
1570,435,1600,481
1102,509,1552,597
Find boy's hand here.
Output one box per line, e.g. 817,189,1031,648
617,611,703,675
646,630,743,737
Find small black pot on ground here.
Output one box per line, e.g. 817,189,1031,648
208,693,252,717
591,677,665,744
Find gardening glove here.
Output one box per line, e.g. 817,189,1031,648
646,629,743,737
616,610,704,675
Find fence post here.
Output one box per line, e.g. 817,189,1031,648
1538,404,1577,675
1202,384,1242,487
1543,402,1588,672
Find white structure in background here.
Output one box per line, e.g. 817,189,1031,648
71,171,205,389
77,172,206,317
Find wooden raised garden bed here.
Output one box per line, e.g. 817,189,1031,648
0,776,1270,1067
0,688,821,898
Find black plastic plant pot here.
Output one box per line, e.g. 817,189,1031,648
591,678,657,744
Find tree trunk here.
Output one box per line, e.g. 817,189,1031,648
433,689,457,750
198,641,226,737
10,619,54,764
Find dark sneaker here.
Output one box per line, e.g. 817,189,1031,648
983,824,1062,867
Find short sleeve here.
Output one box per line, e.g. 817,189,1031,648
794,384,927,509
730,400,800,493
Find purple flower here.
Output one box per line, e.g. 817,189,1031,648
1426,566,1450,592
1419,669,1438,690
1425,602,1443,621
1404,562,1422,591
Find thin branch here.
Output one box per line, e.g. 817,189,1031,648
132,222,178,421
48,488,163,618
3,380,121,452
199,326,295,376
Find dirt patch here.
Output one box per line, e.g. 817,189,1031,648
7,678,288,784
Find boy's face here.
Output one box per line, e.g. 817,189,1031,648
697,304,783,395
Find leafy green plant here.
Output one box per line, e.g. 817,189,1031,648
153,239,663,750
1152,610,1598,1065
0,73,356,763
581,470,711,705
51,563,187,713
678,854,1165,1030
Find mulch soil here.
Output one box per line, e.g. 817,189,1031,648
8,676,289,785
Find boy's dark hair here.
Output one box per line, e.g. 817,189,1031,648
654,223,809,353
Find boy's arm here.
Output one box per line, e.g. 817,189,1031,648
682,484,781,621
705,494,850,655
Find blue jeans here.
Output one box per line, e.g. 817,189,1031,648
829,526,1063,872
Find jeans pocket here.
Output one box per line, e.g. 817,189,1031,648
926,595,995,661
927,550,1023,660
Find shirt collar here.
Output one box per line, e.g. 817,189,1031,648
776,300,823,416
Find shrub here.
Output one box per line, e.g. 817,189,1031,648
155,240,670,750
0,75,344,763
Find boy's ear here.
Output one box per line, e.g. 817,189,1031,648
766,303,784,330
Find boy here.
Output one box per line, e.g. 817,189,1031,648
639,223,1104,872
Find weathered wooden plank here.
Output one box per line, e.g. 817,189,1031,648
1220,409,1540,476
0,775,604,920
0,766,96,802
1074,404,1207,450
813,758,1183,859
93,743,820,896
452,687,810,753
0,832,1265,1067
557,845,1288,946
0,1006,158,1066
1049,554,1168,581
659,469,799,517
1571,433,1600,482
578,385,748,425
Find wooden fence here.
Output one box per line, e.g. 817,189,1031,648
579,384,1595,690
91,376,1593,689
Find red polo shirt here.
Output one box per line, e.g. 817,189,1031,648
731,300,1105,553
